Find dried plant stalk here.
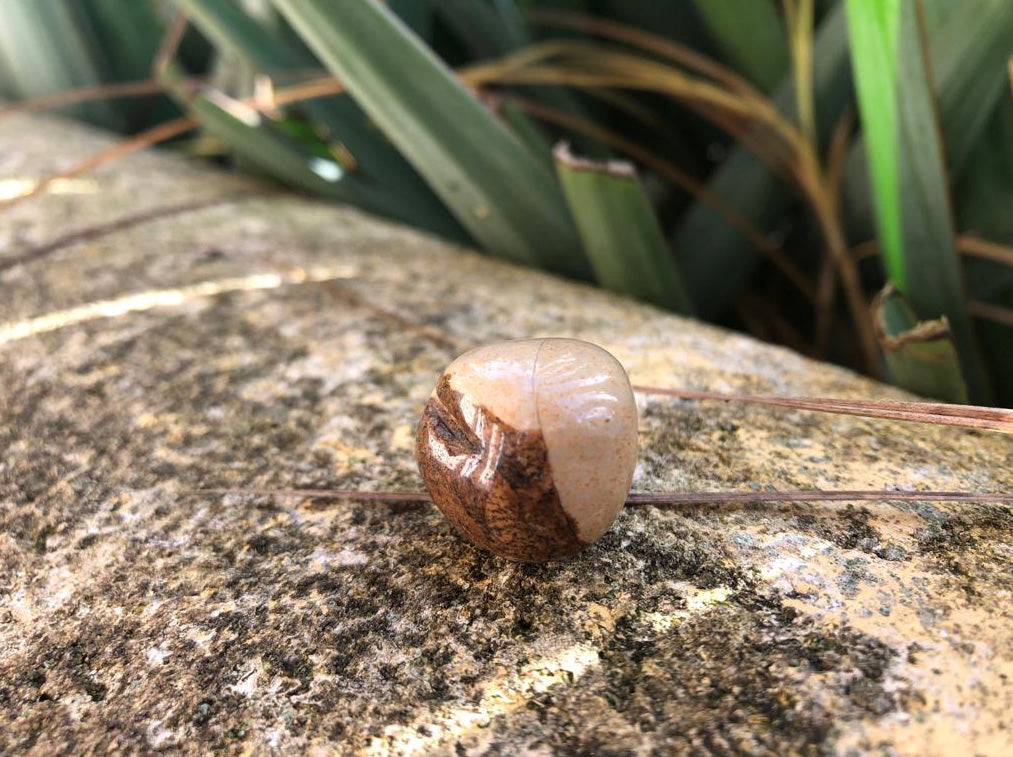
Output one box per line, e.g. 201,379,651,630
188,489,1013,505
633,385,1013,433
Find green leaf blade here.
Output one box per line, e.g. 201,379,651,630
0,0,117,129
928,0,1013,177
848,0,991,401
191,92,357,202
691,0,789,93
555,144,693,314
270,0,588,277
177,0,469,243
192,90,471,237
843,0,1013,253
671,4,853,317
844,0,903,285
874,285,968,404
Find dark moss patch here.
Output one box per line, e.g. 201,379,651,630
193,698,216,727
584,607,831,754
793,507,906,562
797,627,897,713
607,523,747,590
36,636,118,705
637,402,752,485
916,506,1013,597
33,523,56,554
838,557,876,598
76,533,101,550
795,508,879,549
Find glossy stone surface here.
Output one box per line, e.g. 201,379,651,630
415,339,638,561
533,339,639,543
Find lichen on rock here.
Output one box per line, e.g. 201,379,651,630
1,114,1012,755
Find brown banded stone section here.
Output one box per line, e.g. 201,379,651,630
415,375,584,562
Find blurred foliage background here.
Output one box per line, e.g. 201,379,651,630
2,0,1013,406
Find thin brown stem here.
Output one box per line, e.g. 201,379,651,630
810,196,880,375
787,111,878,376
0,80,169,123
0,71,324,125
526,9,765,99
153,10,190,78
968,300,1013,328
0,116,198,211
0,74,348,215
783,0,817,152
626,490,1013,505
269,76,344,106
187,488,431,502
854,235,1013,268
812,111,853,358
958,235,1013,267
185,488,1013,505
632,384,1013,433
823,108,854,218
812,260,838,357
851,239,881,262
806,108,854,360
462,45,801,150
0,193,264,274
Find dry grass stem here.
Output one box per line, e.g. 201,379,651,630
783,0,817,150
153,10,190,78
626,490,1013,505
633,384,1013,433
854,236,1013,268
968,300,1013,328
186,488,1013,506
0,80,169,123
527,8,764,99
0,116,198,211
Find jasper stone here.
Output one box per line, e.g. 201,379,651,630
415,339,639,561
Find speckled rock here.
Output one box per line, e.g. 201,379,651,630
1,114,1012,756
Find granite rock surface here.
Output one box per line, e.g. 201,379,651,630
2,115,1012,756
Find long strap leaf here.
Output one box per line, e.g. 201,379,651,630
555,144,694,314
270,0,589,278
670,4,852,317
690,0,788,93
846,0,991,401
176,0,468,242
